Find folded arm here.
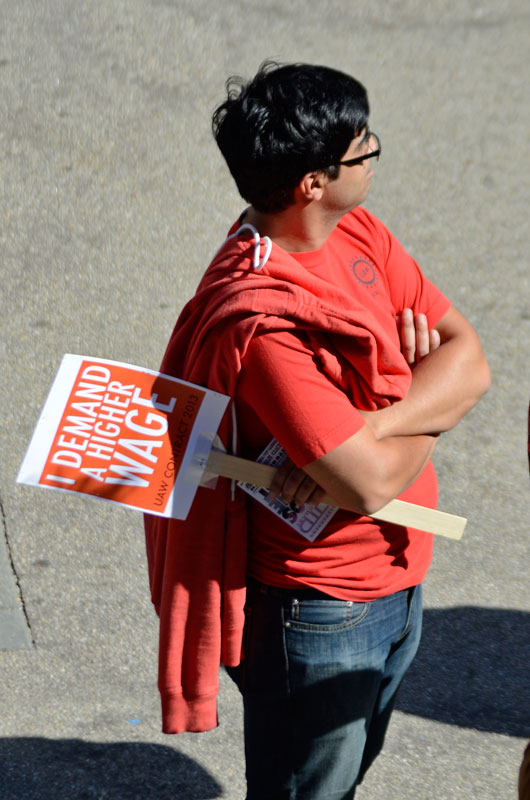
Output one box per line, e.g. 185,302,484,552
303,426,437,515
271,306,489,512
361,305,490,439
271,424,437,516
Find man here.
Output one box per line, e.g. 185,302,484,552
144,62,490,799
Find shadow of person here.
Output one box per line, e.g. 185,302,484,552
0,738,223,800
396,606,530,737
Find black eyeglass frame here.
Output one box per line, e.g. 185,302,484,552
338,132,381,168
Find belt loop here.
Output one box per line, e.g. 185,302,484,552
291,597,300,620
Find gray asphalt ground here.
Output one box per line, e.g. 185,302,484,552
1,1,529,798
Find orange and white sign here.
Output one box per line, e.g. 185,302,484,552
17,355,229,518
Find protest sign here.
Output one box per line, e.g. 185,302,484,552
17,355,229,519
18,354,467,539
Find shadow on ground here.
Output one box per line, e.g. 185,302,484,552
2,607,528,799
397,606,530,737
0,738,223,800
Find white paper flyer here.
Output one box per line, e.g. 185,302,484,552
238,439,337,542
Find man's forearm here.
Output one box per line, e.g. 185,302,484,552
304,427,438,516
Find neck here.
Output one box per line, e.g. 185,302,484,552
243,203,342,252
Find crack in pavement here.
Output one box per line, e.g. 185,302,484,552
0,494,34,649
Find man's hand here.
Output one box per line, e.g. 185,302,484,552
269,456,327,508
361,306,490,439
397,308,441,366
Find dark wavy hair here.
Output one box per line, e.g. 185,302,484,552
212,61,369,213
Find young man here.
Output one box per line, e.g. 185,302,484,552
144,62,490,799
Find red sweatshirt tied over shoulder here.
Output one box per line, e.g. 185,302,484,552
144,219,413,734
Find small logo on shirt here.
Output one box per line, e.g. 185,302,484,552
351,258,376,285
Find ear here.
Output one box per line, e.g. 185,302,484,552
298,171,328,202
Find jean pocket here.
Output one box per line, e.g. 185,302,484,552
283,598,370,632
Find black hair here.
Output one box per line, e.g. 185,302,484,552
211,61,369,213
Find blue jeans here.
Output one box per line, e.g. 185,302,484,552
227,579,423,800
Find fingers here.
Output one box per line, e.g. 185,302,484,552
414,313,430,360
268,458,294,500
304,485,328,506
429,328,441,351
399,308,417,365
398,309,440,365
269,457,325,508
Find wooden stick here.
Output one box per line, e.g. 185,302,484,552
205,450,466,540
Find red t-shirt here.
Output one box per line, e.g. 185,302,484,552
236,207,451,600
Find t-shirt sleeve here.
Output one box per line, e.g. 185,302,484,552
237,330,365,468
372,215,451,327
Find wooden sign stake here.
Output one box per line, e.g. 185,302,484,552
205,450,466,541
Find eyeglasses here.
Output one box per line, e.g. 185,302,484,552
338,132,381,168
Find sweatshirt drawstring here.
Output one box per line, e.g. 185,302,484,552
213,222,272,270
